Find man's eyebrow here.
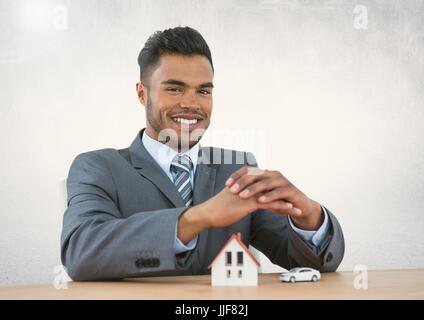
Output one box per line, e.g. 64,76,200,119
161,79,214,88
199,82,214,88
161,79,186,86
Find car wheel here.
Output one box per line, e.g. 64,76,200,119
289,276,296,283
312,275,318,282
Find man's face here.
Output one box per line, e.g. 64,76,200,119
136,54,214,151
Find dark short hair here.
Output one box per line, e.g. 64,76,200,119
137,26,214,84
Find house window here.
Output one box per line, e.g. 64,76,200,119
225,251,232,266
238,270,242,278
237,251,243,266
227,269,231,278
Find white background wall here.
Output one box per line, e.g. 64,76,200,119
1,0,423,285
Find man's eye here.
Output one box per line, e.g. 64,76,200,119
199,89,211,95
166,87,182,92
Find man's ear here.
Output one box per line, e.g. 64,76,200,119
136,82,147,106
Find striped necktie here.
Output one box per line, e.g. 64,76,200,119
170,154,193,207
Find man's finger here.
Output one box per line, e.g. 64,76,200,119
257,200,303,217
238,177,287,199
225,166,249,187
257,185,294,203
228,168,268,194
257,200,293,213
225,166,265,188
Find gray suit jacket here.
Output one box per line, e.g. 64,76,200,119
61,129,344,281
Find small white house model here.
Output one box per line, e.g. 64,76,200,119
208,232,260,286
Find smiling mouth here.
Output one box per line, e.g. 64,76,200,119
170,116,204,126
172,117,199,125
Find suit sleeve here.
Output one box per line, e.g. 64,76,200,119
247,152,345,272
60,152,190,281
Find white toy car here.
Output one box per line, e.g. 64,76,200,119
280,267,321,283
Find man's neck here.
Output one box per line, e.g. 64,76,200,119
145,127,198,153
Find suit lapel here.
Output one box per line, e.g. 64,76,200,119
128,130,218,208
129,130,185,208
193,146,217,205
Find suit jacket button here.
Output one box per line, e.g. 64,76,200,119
153,258,160,267
135,258,145,268
145,258,153,268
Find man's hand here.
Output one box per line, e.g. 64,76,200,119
200,186,259,228
177,186,259,244
177,165,324,244
225,166,324,230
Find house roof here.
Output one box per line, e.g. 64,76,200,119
208,232,260,269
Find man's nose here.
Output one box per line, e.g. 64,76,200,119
180,90,200,109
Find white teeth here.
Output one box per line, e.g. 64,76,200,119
172,118,198,125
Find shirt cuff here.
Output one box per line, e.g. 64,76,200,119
174,222,198,255
288,205,330,248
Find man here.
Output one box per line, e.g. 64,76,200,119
61,26,344,281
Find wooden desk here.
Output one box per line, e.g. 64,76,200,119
0,269,423,300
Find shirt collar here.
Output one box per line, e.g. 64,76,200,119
141,129,200,175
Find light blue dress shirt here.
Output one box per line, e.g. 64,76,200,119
141,131,330,255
